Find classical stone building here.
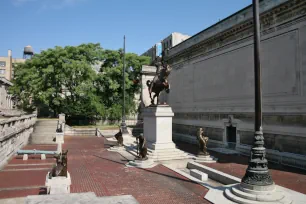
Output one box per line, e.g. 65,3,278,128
161,0,306,169
0,50,26,81
0,77,14,110
142,32,190,64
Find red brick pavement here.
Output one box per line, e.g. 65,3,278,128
0,188,45,199
3,164,52,170
175,141,306,194
64,136,210,204
0,136,211,203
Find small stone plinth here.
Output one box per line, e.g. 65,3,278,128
55,133,64,144
194,155,217,163
108,146,125,152
190,169,208,181
127,158,156,169
45,172,71,194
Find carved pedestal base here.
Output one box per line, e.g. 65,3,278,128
45,171,71,195
224,183,292,204
127,158,156,169
108,146,125,152
194,154,217,163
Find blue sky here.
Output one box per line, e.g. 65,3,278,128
1,0,251,58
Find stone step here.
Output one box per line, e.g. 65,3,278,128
25,192,139,204
25,192,96,204
31,133,55,137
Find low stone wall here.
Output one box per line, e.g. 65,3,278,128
0,114,37,169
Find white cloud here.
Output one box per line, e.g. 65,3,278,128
11,0,86,9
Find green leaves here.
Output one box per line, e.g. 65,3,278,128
10,43,150,122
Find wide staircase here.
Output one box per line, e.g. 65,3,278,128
30,119,58,144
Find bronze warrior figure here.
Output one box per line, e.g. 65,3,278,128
136,134,148,160
114,127,123,146
197,128,209,156
49,150,68,178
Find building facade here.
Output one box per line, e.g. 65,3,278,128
0,77,14,110
161,0,306,169
142,32,190,64
0,50,26,81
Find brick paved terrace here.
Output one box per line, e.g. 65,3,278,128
0,136,211,204
175,141,306,194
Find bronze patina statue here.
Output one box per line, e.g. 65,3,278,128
49,150,68,178
114,127,124,146
146,54,172,105
197,128,209,156
56,121,63,133
135,134,148,160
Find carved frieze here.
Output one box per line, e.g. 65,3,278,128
167,0,306,64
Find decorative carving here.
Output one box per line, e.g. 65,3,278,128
242,171,273,186
49,150,68,178
197,128,209,156
242,129,273,186
135,134,148,160
114,128,123,146
168,0,306,64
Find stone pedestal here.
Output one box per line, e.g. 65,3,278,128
108,146,125,152
224,183,292,204
45,172,71,195
142,105,191,161
127,159,156,169
55,132,64,144
194,155,217,163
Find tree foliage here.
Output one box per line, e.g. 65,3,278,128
10,43,150,122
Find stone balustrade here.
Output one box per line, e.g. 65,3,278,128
0,114,37,168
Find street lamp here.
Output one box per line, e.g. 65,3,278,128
241,0,273,187
120,35,129,135
223,1,290,203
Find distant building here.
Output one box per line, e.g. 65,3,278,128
141,32,190,64
0,50,26,81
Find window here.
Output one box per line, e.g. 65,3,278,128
0,69,5,75
169,39,172,47
0,61,6,67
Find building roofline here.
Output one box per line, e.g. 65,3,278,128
167,0,289,57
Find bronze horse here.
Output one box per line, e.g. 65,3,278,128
146,59,171,105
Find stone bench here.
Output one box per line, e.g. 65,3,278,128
190,169,208,181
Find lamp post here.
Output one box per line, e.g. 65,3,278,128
120,35,129,135
241,0,273,187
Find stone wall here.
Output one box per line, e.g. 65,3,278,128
164,0,306,169
0,114,36,169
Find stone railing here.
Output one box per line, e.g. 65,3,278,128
0,114,37,168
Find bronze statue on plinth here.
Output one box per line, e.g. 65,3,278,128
114,127,124,147
146,54,172,105
197,128,209,156
135,134,148,160
49,150,68,179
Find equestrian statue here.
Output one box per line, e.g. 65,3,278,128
146,54,172,105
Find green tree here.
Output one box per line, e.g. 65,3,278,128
96,49,150,120
10,43,150,122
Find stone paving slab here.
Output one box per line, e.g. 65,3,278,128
175,141,306,195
